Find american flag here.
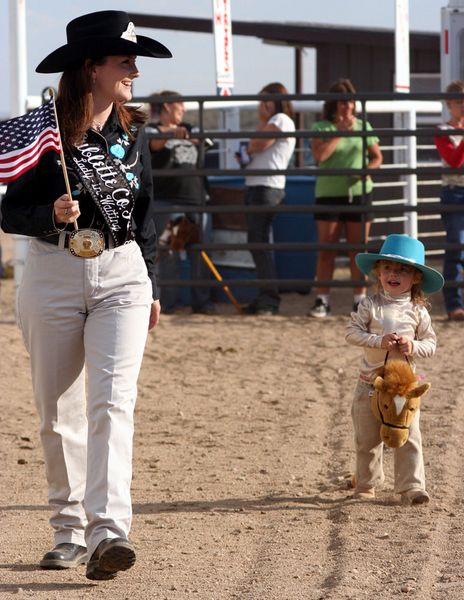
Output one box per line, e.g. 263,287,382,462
0,99,61,183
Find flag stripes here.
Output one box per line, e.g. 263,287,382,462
0,100,61,183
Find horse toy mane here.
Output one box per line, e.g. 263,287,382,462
381,360,419,397
371,359,431,449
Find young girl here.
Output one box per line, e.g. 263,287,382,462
346,234,444,504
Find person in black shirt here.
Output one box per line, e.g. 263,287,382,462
148,91,215,314
1,11,171,580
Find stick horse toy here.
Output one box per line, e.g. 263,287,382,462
371,355,431,449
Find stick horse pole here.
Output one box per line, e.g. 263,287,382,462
200,251,242,313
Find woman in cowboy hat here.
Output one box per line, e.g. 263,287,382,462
345,234,443,505
1,10,171,580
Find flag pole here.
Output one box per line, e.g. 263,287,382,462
200,250,242,313
48,88,78,231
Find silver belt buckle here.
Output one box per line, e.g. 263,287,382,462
69,229,105,258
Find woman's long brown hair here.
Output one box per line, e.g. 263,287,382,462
56,58,146,147
322,78,356,122
259,82,294,121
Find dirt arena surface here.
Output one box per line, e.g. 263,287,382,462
1,251,464,599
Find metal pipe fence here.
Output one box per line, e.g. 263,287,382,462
141,91,464,293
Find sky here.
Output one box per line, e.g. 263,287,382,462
1,0,448,118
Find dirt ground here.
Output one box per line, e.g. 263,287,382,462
1,242,464,600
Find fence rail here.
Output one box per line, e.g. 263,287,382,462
1,91,461,294
137,90,463,295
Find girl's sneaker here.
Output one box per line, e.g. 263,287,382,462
308,298,330,318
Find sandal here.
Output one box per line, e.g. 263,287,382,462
353,487,375,499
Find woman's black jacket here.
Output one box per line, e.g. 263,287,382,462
1,109,159,299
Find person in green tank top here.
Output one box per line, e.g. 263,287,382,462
308,78,382,318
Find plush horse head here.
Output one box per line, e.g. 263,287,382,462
371,359,431,449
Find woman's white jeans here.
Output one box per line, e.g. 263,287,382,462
17,239,152,557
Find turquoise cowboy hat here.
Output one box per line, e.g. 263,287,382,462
355,234,444,294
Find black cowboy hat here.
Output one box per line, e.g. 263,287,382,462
36,10,172,73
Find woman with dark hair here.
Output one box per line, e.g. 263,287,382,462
309,78,382,318
147,91,215,314
433,80,464,320
1,11,171,580
243,82,296,315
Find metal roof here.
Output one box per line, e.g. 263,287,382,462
130,13,439,50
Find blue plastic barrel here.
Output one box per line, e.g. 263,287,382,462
208,175,317,295
273,176,317,291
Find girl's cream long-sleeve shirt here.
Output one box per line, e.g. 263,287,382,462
345,291,437,383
